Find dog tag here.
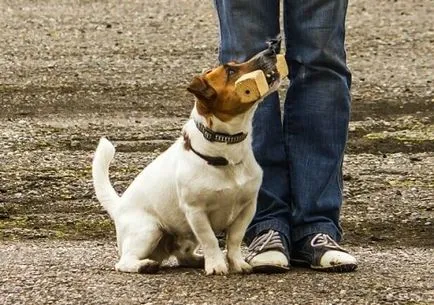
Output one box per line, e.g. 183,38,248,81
235,70,269,104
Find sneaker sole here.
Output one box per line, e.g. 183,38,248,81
290,259,357,273
252,264,290,274
311,263,357,273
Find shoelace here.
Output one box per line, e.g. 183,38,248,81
246,230,285,263
310,233,348,252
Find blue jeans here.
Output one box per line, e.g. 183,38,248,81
215,0,351,254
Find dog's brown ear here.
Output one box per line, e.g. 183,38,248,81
187,76,216,102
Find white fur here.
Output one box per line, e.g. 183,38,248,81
92,104,263,275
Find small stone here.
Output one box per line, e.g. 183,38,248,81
343,174,352,181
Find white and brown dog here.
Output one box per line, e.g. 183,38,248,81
92,46,285,275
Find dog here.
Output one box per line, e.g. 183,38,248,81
92,45,284,275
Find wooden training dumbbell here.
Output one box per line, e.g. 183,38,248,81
235,54,288,103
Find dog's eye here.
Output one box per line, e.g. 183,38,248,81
227,67,237,77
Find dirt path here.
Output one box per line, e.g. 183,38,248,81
0,0,433,304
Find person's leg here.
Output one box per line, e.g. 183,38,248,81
283,0,351,244
214,0,291,258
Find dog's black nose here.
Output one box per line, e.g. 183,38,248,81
266,36,281,55
248,37,281,72
262,47,277,59
258,37,281,61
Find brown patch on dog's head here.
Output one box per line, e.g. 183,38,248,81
187,61,265,122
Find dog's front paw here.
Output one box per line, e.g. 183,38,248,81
228,258,252,274
205,255,228,275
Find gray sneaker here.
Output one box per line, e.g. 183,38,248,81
246,230,290,273
291,233,357,272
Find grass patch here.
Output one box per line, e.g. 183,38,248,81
0,215,115,240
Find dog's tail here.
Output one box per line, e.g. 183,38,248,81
92,137,119,217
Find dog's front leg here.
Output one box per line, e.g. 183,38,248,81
184,207,228,275
226,201,256,274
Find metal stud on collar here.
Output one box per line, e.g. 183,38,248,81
195,121,247,144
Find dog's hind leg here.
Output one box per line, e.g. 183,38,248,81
174,239,204,268
116,255,160,274
115,216,163,274
177,253,205,268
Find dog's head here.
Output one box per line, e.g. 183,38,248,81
187,45,284,122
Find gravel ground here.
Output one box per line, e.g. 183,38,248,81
1,241,433,305
0,0,433,304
